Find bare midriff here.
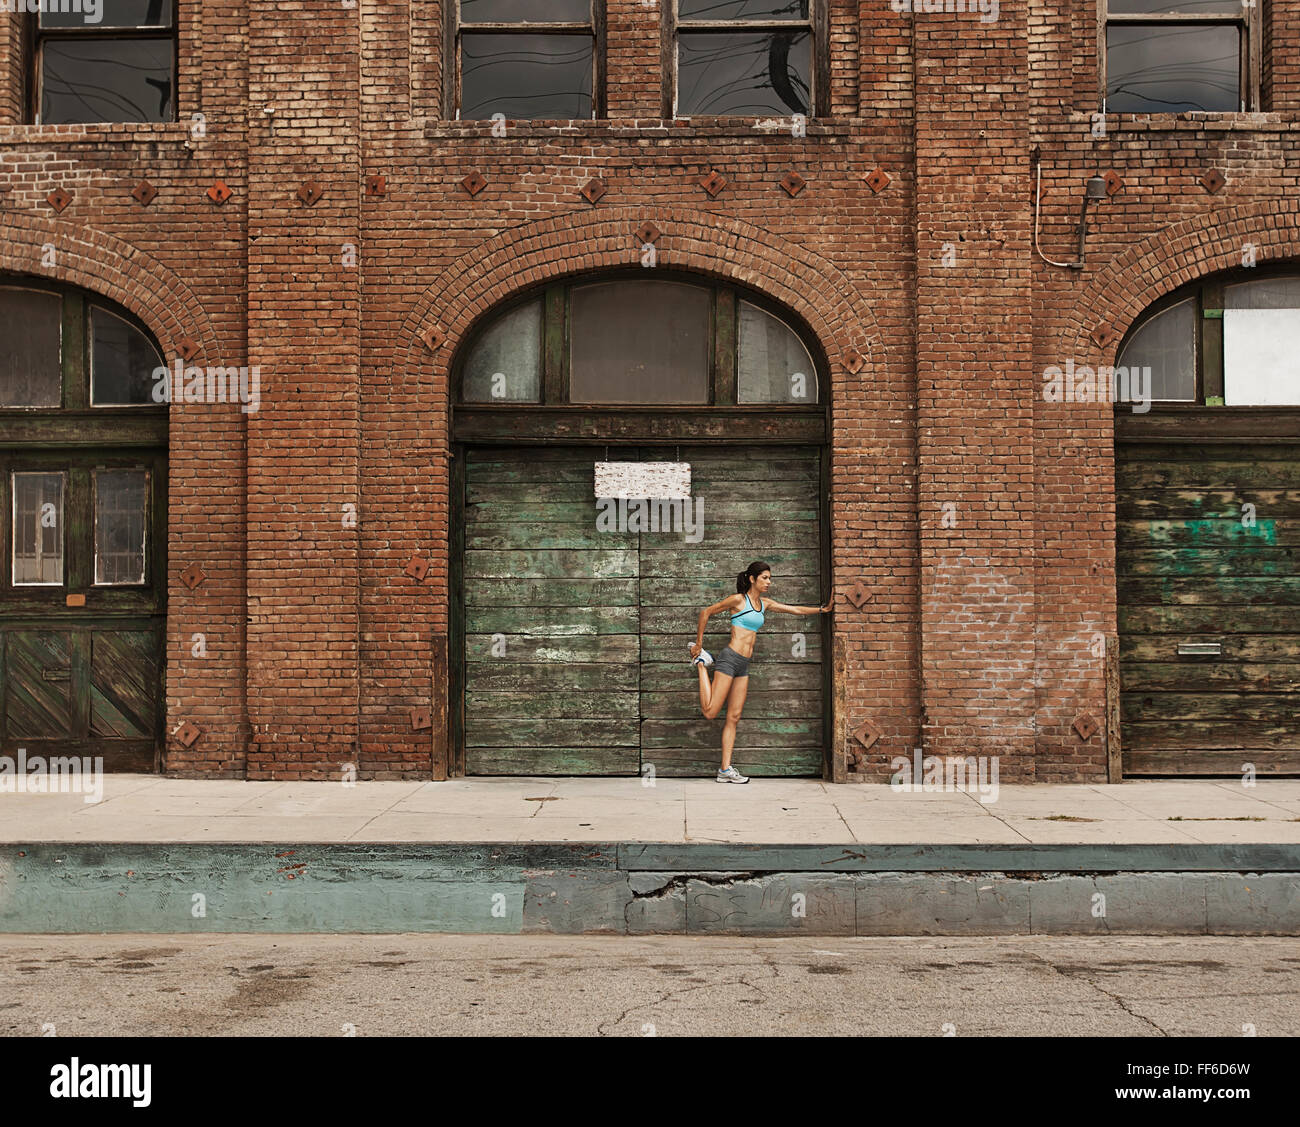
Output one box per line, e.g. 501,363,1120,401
727,624,758,659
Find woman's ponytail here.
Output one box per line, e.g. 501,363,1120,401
736,560,772,594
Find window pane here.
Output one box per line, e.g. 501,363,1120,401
1108,0,1240,13
460,33,593,119
0,289,62,408
90,307,163,406
678,31,811,116
41,0,174,28
461,0,590,22
41,39,174,124
1117,298,1197,400
738,301,817,403
95,470,149,585
570,282,711,404
1225,277,1300,309
1222,309,1300,405
463,300,543,402
679,0,810,19
12,472,65,586
1105,25,1239,113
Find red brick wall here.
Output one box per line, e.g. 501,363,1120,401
2,2,1299,781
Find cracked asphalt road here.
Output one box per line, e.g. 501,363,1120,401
1,934,1296,1036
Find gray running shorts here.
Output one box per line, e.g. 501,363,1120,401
713,645,750,678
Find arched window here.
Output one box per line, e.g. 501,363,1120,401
1,282,164,410
456,275,821,409
1117,267,1300,406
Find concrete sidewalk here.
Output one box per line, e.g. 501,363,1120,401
2,775,1299,844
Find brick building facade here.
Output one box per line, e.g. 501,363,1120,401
1,2,1298,782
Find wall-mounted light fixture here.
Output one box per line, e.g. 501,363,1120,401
1033,148,1110,270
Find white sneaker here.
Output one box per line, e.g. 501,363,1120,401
716,766,749,784
690,647,713,667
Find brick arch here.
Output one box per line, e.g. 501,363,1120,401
0,212,220,360
1061,198,1300,362
399,205,885,387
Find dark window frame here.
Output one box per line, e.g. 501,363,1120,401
1098,1,1261,113
444,0,605,120
0,278,166,416
453,270,825,410
28,1,179,125
1114,264,1300,410
665,0,827,119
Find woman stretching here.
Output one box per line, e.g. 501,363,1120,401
689,559,832,783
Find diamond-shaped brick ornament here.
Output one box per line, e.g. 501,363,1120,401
864,168,891,194
1199,169,1226,195
176,336,200,362
180,564,207,590
131,180,158,206
1073,713,1100,741
365,174,387,197
419,326,444,353
46,187,72,213
405,555,430,581
846,579,873,609
410,708,433,731
461,171,488,197
843,348,865,374
206,179,232,205
780,171,806,197
1103,169,1124,197
175,721,202,748
699,170,727,198
296,180,323,205
851,719,883,751
579,177,607,205
635,221,661,245
1090,324,1118,348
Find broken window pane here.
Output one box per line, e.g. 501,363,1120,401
463,299,543,402
12,472,65,586
41,39,174,123
570,281,710,404
461,0,590,22
1105,24,1239,112
91,306,164,406
738,301,817,403
678,31,811,116
40,0,174,28
679,0,809,19
95,470,149,585
1117,298,1197,400
0,289,62,408
460,33,593,119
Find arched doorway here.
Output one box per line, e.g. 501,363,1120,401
1114,266,1300,776
450,271,830,777
0,277,168,771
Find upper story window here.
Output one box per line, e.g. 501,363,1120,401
33,0,177,124
672,1,818,118
1117,270,1300,406
1102,0,1258,113
1,281,164,410
457,275,820,407
450,0,600,120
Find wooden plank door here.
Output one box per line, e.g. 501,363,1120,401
462,447,642,774
638,444,825,776
1117,441,1300,774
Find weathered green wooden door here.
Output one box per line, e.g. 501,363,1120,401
1117,441,1300,774
461,445,826,775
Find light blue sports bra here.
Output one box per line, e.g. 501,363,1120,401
730,593,765,632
